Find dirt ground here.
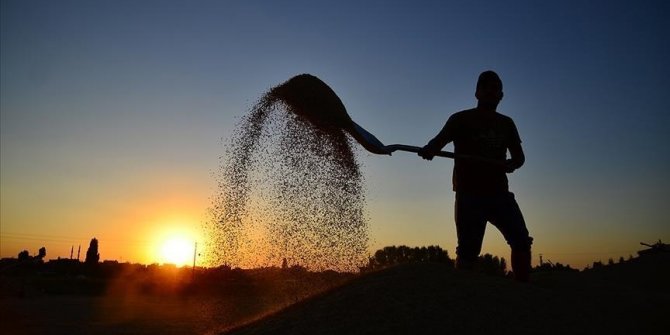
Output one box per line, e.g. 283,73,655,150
1,254,667,334
1,294,263,335
226,255,668,335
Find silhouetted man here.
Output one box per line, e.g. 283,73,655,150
418,71,533,282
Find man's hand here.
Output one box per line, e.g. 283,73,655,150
418,146,436,161
505,159,519,173
506,142,525,173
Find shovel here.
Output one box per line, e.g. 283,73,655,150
271,74,502,164
349,121,503,164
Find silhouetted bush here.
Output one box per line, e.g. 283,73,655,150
17,250,30,261
362,245,454,272
534,261,577,273
36,247,46,262
478,253,507,276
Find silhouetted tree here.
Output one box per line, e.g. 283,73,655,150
85,238,100,265
18,250,30,261
478,254,507,276
364,245,454,271
36,247,46,260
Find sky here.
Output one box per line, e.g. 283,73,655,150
1,0,668,269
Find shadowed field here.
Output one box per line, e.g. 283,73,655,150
1,254,666,334
226,254,668,335
0,265,352,335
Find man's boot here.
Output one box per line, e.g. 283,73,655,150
511,248,531,282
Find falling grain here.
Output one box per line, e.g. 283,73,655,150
207,75,368,272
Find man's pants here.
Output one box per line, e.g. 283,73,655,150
455,192,533,266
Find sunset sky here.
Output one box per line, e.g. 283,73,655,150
2,0,668,269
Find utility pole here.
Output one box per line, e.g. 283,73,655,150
70,246,74,259
192,241,197,281
77,245,81,261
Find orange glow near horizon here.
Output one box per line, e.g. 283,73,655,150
148,218,202,267
159,236,194,267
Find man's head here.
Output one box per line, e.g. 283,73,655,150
475,70,503,111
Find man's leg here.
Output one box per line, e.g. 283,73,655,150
455,193,488,270
511,247,532,282
490,192,533,282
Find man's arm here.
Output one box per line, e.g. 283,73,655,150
418,119,453,161
506,141,525,173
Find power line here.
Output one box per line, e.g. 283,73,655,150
1,232,202,249
0,233,155,247
1,234,82,244
538,250,635,256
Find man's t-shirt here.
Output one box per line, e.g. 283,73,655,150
426,108,521,194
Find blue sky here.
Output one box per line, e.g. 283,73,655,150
1,0,668,267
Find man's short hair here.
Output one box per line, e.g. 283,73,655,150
477,71,503,90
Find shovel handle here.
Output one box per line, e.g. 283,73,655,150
384,144,454,158
384,144,504,166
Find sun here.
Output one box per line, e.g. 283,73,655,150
159,236,194,267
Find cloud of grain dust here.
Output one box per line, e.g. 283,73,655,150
206,80,369,272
